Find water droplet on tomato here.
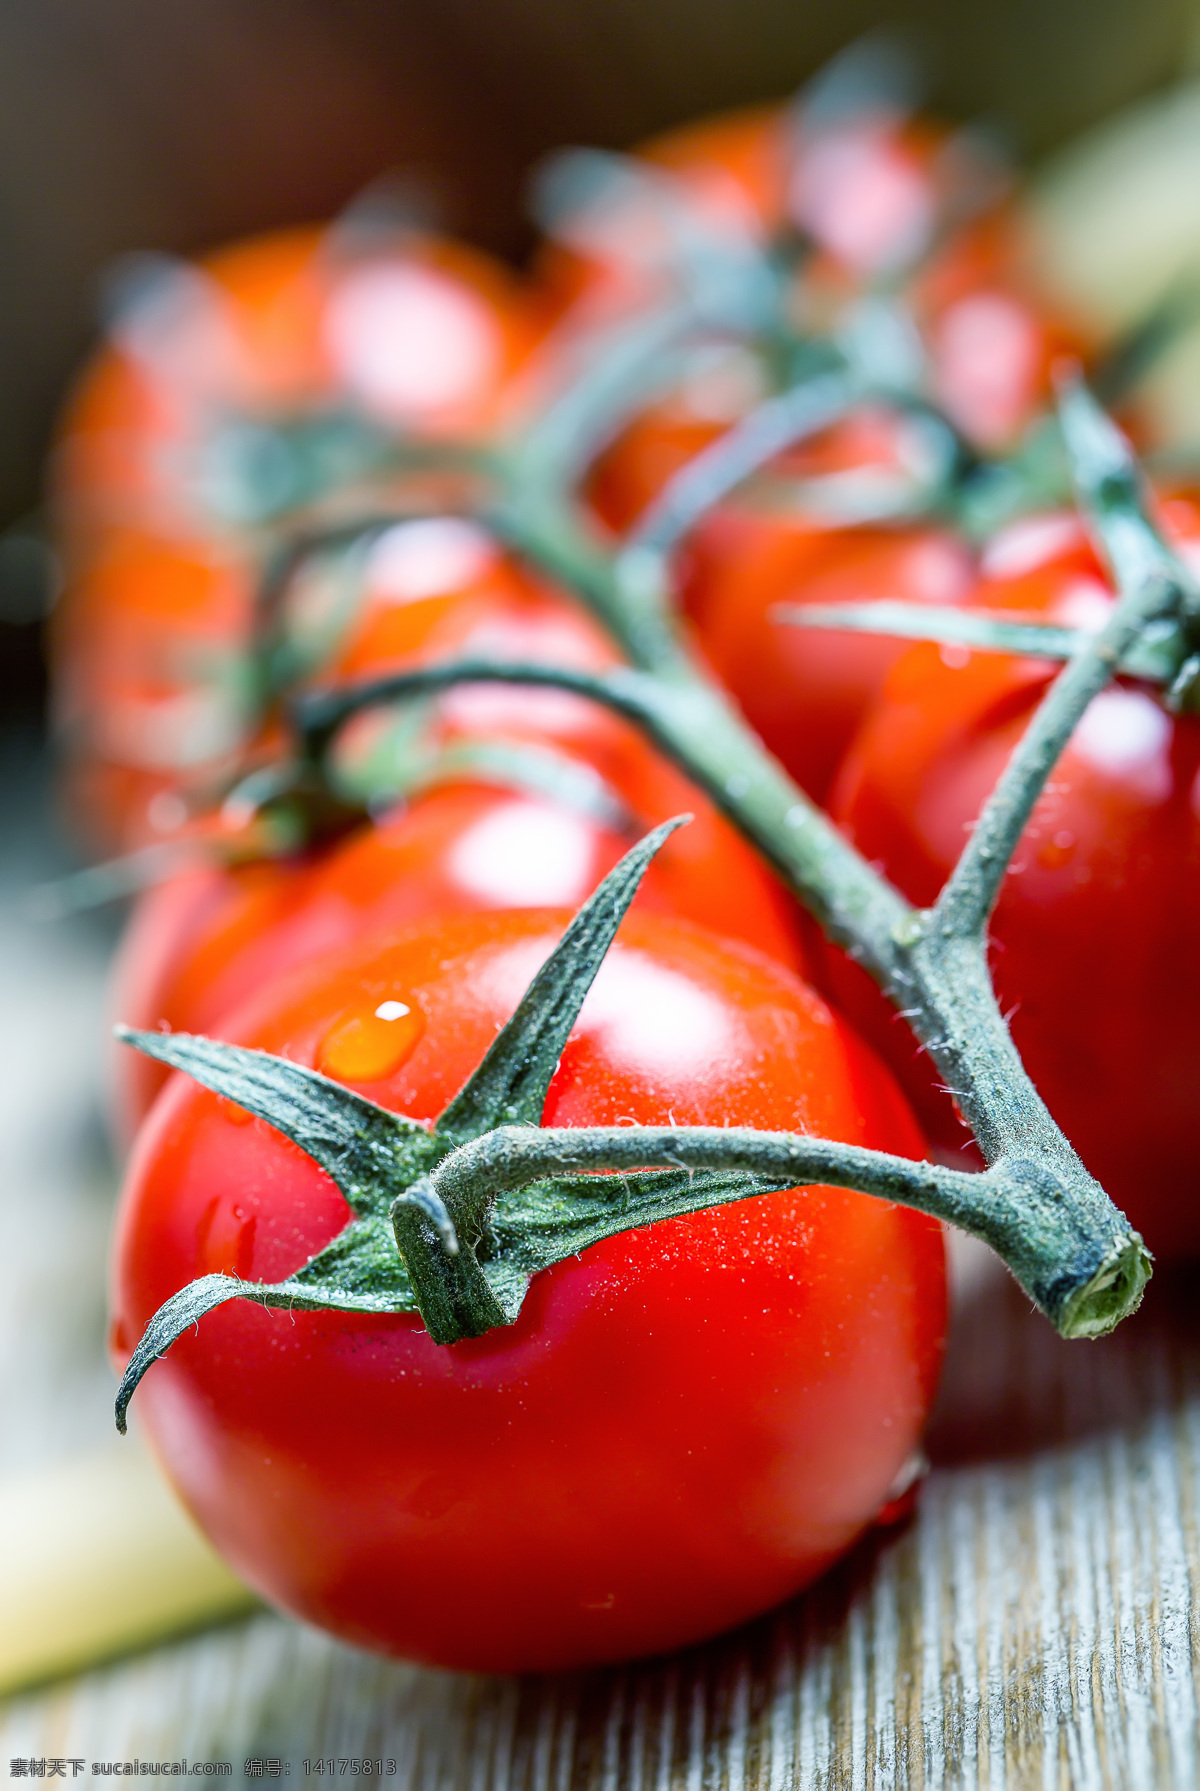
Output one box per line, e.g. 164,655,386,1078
318,995,425,1082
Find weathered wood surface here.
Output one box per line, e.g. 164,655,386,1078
3,729,1200,1787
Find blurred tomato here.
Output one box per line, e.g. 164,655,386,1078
54,225,539,548
112,763,807,1132
50,526,259,850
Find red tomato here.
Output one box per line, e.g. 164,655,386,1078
111,907,945,1671
49,230,542,847
112,765,808,1133
697,519,973,802
50,527,259,851
541,103,957,320
912,213,1091,452
829,501,1200,1251
303,520,690,800
53,226,539,550
556,97,1081,555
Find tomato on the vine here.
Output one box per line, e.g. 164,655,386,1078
542,101,958,321
111,906,945,1672
829,500,1200,1251
53,226,539,550
50,526,259,852
49,232,543,846
112,764,808,1133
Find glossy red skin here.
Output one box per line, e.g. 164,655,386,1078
111,908,945,1671
112,768,808,1132
829,504,1200,1253
697,519,973,803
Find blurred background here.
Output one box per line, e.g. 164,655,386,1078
2,0,1200,726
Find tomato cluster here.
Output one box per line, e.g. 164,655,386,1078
51,71,1174,1672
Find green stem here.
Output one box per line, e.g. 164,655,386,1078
286,392,1160,1337
622,370,854,561
932,565,1178,939
291,656,909,977
776,599,1183,685
514,299,707,492
433,1122,1146,1339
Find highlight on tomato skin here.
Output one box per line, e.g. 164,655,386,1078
110,907,946,1674
827,498,1200,1255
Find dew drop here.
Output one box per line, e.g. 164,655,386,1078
318,994,425,1082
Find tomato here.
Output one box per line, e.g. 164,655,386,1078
297,515,708,804
912,213,1091,452
697,518,974,802
49,526,259,851
49,231,542,847
542,102,958,321
112,758,808,1134
111,905,945,1671
53,226,539,551
555,94,1083,563
828,500,1200,1251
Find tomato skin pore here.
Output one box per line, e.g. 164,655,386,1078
830,506,1200,1252
111,910,945,1671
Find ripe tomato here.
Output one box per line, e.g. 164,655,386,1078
50,233,541,847
50,526,259,851
556,94,1081,554
542,101,958,321
299,516,698,800
829,501,1200,1252
111,906,945,1671
912,213,1091,452
112,766,808,1133
697,518,973,802
53,226,539,551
